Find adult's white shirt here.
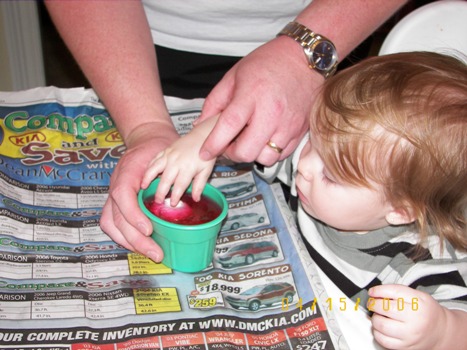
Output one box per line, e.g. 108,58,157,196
142,0,312,56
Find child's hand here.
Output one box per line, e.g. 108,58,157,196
141,115,219,206
368,284,448,349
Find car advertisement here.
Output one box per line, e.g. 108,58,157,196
0,88,347,350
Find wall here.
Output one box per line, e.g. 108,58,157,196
0,1,45,91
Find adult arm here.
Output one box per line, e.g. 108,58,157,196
199,0,408,166
45,1,179,262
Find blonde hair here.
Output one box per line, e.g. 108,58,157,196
311,52,467,251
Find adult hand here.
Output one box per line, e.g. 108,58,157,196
100,121,179,263
198,35,322,166
368,284,448,349
45,1,180,262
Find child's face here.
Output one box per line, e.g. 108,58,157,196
296,134,394,233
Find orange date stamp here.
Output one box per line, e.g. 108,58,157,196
282,297,419,312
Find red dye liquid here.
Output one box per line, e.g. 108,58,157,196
144,193,222,225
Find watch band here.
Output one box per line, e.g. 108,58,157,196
278,21,338,78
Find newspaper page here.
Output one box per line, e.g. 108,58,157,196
0,87,348,350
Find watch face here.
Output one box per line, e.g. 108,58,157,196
311,41,337,71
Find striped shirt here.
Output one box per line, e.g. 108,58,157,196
299,211,467,313
256,138,467,348
257,136,467,311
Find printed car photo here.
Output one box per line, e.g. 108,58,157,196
221,213,266,231
217,181,255,198
225,282,296,311
216,241,279,268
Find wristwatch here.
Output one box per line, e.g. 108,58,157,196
278,21,338,78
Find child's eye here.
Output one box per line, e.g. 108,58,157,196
322,174,336,184
322,169,337,185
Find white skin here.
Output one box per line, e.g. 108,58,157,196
296,132,467,350
149,120,467,350
45,0,407,263
295,138,396,232
141,116,219,206
368,284,467,350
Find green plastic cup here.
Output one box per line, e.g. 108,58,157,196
138,178,228,273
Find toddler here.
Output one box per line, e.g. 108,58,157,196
141,51,467,349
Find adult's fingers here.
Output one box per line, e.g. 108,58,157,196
100,199,135,251
197,72,235,125
110,197,163,262
199,92,253,161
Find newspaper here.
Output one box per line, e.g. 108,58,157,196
0,87,348,350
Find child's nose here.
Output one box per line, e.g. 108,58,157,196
297,143,318,180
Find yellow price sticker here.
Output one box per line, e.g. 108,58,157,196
128,253,172,275
134,287,181,314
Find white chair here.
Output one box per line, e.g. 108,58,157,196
379,0,467,57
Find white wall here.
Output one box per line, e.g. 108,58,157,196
0,1,45,91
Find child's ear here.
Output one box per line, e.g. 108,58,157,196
385,208,416,226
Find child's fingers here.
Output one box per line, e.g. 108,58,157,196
155,167,179,203
191,169,213,202
141,167,162,189
369,296,416,322
368,285,422,322
369,284,418,300
371,316,405,350
371,313,405,338
169,175,194,207
141,156,167,189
